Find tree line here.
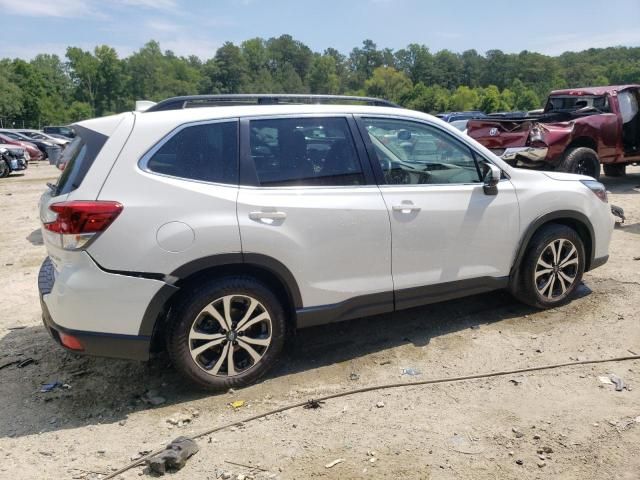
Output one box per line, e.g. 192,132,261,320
1,36,639,127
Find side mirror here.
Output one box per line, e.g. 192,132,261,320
483,163,501,195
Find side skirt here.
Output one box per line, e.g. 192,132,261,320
296,276,509,329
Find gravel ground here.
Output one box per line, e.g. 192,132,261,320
0,163,639,480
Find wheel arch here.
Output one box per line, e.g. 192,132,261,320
510,210,595,285
566,136,598,154
142,253,301,350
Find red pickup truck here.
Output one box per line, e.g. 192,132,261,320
467,85,640,179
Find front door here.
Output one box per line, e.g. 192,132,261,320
357,116,520,310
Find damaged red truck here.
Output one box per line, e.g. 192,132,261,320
467,85,640,179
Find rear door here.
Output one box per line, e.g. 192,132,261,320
356,116,520,310
236,115,393,322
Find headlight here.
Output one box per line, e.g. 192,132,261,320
581,180,608,203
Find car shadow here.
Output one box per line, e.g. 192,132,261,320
0,287,587,439
600,171,640,195
26,228,43,245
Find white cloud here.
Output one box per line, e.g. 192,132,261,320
0,0,99,18
534,31,640,55
146,19,181,32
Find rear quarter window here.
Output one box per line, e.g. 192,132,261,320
144,121,238,185
55,126,108,195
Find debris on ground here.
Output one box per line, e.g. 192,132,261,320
230,400,245,409
141,390,167,406
6,325,26,330
0,360,20,371
17,357,35,368
376,401,385,408
349,372,360,381
599,376,613,385
40,381,68,393
324,458,344,469
147,436,199,475
512,427,524,438
609,374,626,391
611,204,625,223
401,367,421,376
166,413,193,427
599,374,627,391
509,376,525,386
303,399,325,409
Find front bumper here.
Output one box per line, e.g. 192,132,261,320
38,256,153,361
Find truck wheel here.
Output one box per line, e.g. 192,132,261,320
511,224,585,309
558,147,600,180
603,164,626,177
0,160,10,178
166,276,286,391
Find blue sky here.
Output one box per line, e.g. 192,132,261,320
0,0,639,60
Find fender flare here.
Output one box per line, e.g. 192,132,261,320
510,210,595,279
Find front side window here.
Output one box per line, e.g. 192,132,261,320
146,121,238,184
362,118,482,185
250,117,365,187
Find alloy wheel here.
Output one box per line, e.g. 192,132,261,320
534,239,580,300
188,294,272,376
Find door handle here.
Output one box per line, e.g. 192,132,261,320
392,203,421,213
249,211,287,220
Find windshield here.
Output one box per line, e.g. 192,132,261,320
545,95,610,113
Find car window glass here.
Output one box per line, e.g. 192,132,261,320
146,121,238,184
250,117,364,187
362,118,481,185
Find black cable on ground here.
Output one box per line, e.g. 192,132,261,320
102,354,640,479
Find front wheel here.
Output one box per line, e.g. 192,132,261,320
558,147,600,180
512,224,585,309
167,276,286,391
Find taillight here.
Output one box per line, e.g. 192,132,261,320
43,201,123,250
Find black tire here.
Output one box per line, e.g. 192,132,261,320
511,224,585,309
558,147,600,180
603,163,626,177
0,160,10,178
166,276,286,391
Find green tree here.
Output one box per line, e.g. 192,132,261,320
448,86,479,111
365,66,413,103
308,55,340,94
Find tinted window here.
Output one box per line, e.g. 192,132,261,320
362,118,481,185
147,121,238,184
55,125,108,195
250,117,364,187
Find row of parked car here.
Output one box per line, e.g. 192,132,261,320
0,126,75,178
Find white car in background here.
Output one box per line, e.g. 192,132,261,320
38,94,614,390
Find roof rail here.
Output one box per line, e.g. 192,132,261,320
144,94,400,112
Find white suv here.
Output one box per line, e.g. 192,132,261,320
38,95,614,390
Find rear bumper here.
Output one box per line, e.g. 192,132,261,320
38,256,156,361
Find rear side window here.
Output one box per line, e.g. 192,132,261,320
55,126,107,195
249,117,365,187
146,121,238,185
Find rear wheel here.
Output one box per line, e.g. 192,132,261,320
603,163,626,177
558,147,600,180
512,224,585,309
167,276,286,391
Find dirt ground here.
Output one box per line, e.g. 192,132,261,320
0,163,639,480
